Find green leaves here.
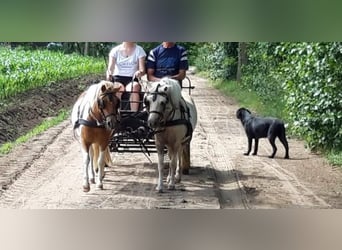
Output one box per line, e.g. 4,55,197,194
241,43,285,112
275,42,342,150
0,47,105,100
236,42,342,151
193,42,238,80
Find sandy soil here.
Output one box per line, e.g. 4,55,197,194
0,73,341,209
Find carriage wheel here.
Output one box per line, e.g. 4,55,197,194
181,142,191,175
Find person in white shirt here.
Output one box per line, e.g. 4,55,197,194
106,42,146,111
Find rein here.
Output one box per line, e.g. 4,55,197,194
74,118,105,129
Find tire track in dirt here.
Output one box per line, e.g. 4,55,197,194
0,121,79,208
261,147,330,207
192,77,248,208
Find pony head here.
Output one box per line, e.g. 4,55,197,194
94,80,121,130
144,78,182,129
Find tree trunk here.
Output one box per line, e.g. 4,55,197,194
84,42,89,56
237,42,247,82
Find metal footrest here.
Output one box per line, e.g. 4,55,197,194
109,133,157,154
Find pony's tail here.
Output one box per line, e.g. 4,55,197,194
72,121,81,142
92,145,114,171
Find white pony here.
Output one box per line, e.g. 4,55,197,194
71,80,121,192
144,78,197,192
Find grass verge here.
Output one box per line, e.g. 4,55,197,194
326,151,342,168
0,109,69,155
211,79,285,118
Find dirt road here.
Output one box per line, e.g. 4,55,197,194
0,74,341,208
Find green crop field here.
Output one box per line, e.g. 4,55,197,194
0,47,105,100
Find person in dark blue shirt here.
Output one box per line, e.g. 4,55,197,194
146,42,188,85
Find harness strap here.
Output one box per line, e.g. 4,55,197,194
164,119,193,139
74,118,105,129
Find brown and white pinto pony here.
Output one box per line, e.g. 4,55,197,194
144,78,197,193
71,80,121,192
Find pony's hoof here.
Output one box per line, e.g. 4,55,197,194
96,183,103,190
175,177,181,183
168,184,175,190
83,186,90,192
182,169,189,175
156,187,163,193
89,178,95,184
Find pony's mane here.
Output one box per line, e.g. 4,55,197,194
83,82,102,109
82,81,117,114
82,80,117,113
152,78,182,109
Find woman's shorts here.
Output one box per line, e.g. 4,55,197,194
113,75,138,87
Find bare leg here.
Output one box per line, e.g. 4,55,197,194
115,82,125,104
126,82,141,111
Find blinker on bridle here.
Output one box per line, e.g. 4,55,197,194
98,92,116,109
146,84,171,124
96,91,120,123
150,84,168,103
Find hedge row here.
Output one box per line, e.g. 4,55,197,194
193,42,342,150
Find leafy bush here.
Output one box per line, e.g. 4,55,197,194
237,42,287,120
239,42,342,150
275,42,342,150
193,42,237,80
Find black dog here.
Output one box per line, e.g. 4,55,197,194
236,107,289,159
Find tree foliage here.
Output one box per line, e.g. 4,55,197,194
275,42,342,150
241,42,285,107
193,42,238,80
192,42,342,151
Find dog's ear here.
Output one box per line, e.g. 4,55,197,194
236,108,242,119
240,107,251,114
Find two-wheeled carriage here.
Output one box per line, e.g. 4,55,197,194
108,76,195,160
108,76,197,192
109,77,195,155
